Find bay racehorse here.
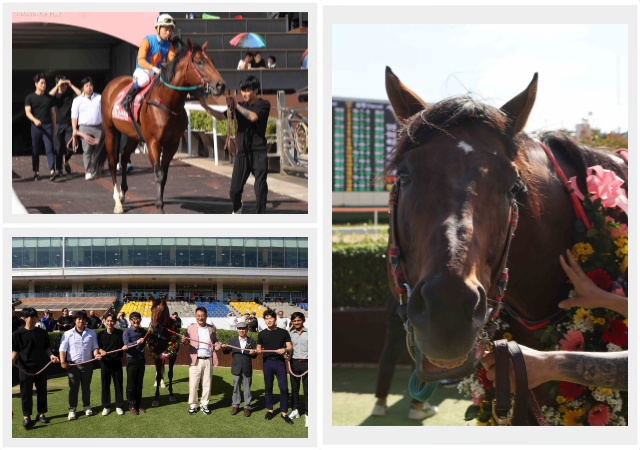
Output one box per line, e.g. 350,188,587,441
148,294,181,406
384,67,627,414
89,39,226,214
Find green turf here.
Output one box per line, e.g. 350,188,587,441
12,366,308,438
332,367,473,426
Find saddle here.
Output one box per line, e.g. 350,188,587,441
112,82,153,124
492,339,547,426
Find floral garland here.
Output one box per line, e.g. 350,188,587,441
460,164,628,426
146,316,182,360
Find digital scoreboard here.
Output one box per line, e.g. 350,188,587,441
332,99,398,192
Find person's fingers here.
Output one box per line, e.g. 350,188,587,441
486,367,496,382
481,351,496,369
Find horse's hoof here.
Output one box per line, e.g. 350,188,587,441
114,204,124,214
119,191,125,203
152,400,160,407
169,395,176,402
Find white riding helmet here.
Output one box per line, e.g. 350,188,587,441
155,14,175,31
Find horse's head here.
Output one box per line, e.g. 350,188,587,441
149,294,170,334
385,67,538,382
184,39,226,97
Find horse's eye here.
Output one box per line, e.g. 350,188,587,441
509,179,525,197
398,173,411,185
197,60,203,66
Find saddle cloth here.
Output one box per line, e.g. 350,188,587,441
111,81,153,122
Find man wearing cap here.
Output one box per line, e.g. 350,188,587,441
59,311,102,420
182,307,221,415
40,310,56,332
288,312,309,427
222,320,257,417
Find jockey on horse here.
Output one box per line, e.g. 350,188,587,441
120,14,177,113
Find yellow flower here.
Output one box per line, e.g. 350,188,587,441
488,418,496,426
599,388,613,395
589,386,595,390
572,243,594,262
558,405,567,413
620,255,628,274
595,318,606,325
556,396,566,404
477,420,488,426
503,332,513,341
614,236,628,259
573,308,591,325
587,315,596,323
563,408,585,426
624,319,628,326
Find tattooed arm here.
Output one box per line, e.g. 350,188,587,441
483,347,628,391
235,104,258,122
554,351,628,391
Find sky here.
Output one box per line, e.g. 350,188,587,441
332,24,628,134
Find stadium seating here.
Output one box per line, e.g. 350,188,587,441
262,301,308,319
195,301,230,318
230,301,266,318
119,300,153,319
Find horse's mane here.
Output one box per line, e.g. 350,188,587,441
537,131,628,198
385,96,628,220
152,40,201,88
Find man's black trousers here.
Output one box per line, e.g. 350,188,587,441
229,152,268,214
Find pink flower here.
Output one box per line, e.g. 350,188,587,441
472,395,486,406
587,404,611,426
570,166,627,214
160,352,169,360
559,329,584,351
605,216,628,239
613,287,626,297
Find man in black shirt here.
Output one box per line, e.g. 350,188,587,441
87,310,101,329
228,76,271,214
257,309,293,424
123,312,148,414
49,74,81,176
11,307,59,428
98,313,128,416
172,312,182,329
248,314,259,333
25,73,57,182
57,307,74,332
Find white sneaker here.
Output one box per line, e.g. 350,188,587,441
116,162,122,173
68,410,76,421
371,402,388,416
116,408,124,416
232,201,243,214
102,408,110,416
85,172,96,181
126,162,134,173
84,407,94,416
305,414,308,428
289,409,300,419
408,403,438,420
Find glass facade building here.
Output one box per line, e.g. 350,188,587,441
12,237,309,270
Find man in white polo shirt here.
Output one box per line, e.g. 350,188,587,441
71,76,103,180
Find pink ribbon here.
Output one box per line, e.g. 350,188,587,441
570,165,628,215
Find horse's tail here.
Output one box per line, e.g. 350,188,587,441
87,135,108,177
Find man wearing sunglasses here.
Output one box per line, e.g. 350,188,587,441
12,308,59,429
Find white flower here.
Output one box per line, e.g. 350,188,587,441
607,342,623,352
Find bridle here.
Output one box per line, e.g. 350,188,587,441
387,172,524,366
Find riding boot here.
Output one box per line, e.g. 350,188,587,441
121,85,139,112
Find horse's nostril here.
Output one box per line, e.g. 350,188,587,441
216,82,225,91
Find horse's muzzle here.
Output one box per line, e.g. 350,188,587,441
208,81,226,97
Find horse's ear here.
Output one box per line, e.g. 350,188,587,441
187,39,194,52
385,66,428,124
501,73,538,136
202,41,208,52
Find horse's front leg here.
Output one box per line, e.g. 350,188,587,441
168,356,176,402
152,360,163,407
147,139,165,214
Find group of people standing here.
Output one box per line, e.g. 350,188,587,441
24,73,109,183
12,306,308,429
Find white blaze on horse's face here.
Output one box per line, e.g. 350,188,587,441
458,141,474,154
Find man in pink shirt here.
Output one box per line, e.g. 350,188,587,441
182,307,221,415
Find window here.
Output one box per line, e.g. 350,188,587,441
65,238,79,268
217,238,230,267
190,238,203,267
148,238,162,266
298,238,308,268
133,238,147,266
92,238,106,267
120,238,134,267
231,238,244,267
244,238,257,268
176,238,189,266
78,238,92,267
271,238,284,268
162,238,176,266
12,238,23,269
285,237,298,268
50,238,63,268
23,238,37,269
258,238,271,268
106,238,120,266
203,238,216,267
